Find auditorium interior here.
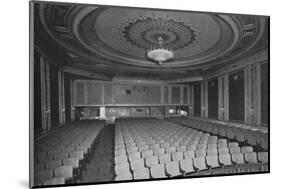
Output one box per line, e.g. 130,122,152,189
30,1,269,187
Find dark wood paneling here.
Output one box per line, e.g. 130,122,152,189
261,63,268,124
171,86,181,104
229,70,245,122
193,84,201,117
208,78,219,119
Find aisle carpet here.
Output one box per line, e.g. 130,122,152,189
82,124,115,183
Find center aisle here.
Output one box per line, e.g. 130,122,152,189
82,124,115,183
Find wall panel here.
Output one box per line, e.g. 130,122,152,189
87,82,103,105
208,78,219,119
229,70,245,122
171,86,181,104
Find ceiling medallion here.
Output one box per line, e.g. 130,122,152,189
146,36,174,65
123,17,197,50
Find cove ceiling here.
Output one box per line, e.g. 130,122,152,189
36,2,268,81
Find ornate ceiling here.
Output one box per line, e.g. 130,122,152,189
36,3,268,81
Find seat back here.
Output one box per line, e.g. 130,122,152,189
206,155,220,168
130,159,145,171
150,164,166,178
115,162,130,175
166,161,181,176
229,147,241,154
258,152,268,163
184,150,195,159
62,157,79,168
54,165,73,180
231,153,245,164
133,168,150,180
141,150,153,159
244,152,258,163
179,159,194,173
193,157,207,170
115,154,128,165
159,154,171,164
219,154,232,166
172,152,184,161
241,146,253,153
145,156,158,168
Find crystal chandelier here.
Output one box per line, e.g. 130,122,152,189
146,36,174,65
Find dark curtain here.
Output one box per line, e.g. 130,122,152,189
229,70,245,122
208,78,218,119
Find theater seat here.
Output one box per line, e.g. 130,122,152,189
166,161,181,177
184,151,195,159
165,147,176,154
115,162,130,176
228,142,239,148
231,153,245,164
54,165,73,182
180,159,195,174
130,159,145,171
193,157,208,171
229,147,241,154
206,155,220,168
133,168,150,180
153,148,165,156
176,145,187,152
159,154,171,164
115,154,128,165
207,149,217,156
145,156,159,168
141,150,153,159
219,154,232,166
241,146,253,153
244,152,258,163
258,152,268,163
43,177,65,186
172,152,184,161
128,152,141,162
195,149,206,157
115,172,133,181
150,164,167,178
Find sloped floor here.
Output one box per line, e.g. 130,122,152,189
82,124,115,183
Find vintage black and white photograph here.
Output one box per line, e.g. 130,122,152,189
30,0,269,188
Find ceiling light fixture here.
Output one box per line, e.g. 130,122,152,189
146,36,174,65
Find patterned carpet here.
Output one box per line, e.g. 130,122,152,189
82,124,115,183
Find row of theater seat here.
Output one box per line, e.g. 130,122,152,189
166,117,268,151
33,120,105,186
114,118,268,181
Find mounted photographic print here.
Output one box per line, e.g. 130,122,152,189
29,0,269,188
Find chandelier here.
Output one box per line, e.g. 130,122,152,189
146,36,174,65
